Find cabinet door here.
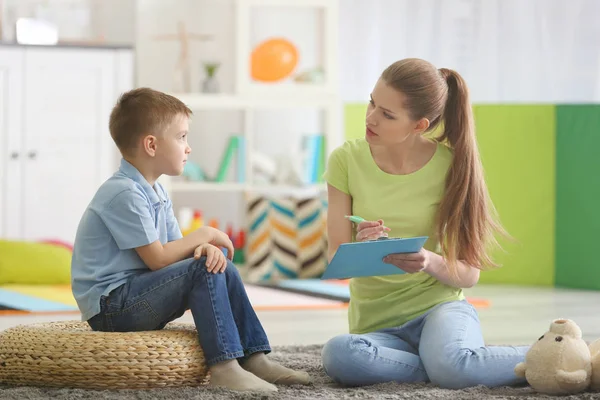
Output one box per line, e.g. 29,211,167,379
22,48,116,243
0,47,24,239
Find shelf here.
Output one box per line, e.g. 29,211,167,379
240,0,337,7
170,182,246,192
171,92,338,110
169,181,327,195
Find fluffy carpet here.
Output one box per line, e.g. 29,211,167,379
1,344,598,399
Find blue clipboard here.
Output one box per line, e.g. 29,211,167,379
321,236,429,280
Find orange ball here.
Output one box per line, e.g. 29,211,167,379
251,38,299,82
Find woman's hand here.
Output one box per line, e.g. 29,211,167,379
356,219,391,242
197,226,234,260
383,248,432,273
194,243,228,273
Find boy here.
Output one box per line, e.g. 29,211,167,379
71,88,310,393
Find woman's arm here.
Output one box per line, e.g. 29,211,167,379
383,249,480,288
326,184,353,262
425,252,481,288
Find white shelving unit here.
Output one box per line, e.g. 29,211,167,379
160,0,341,197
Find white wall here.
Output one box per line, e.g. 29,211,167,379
339,0,600,103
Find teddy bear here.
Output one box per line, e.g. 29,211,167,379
589,337,600,391
514,318,591,395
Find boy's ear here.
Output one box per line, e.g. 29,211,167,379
142,134,158,157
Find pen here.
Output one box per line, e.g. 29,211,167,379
345,215,366,224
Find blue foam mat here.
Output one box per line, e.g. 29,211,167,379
268,279,350,301
0,289,78,312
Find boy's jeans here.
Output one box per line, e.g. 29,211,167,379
87,257,271,366
321,299,529,389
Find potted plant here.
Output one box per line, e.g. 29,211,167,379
201,62,220,93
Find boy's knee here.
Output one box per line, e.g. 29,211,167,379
224,260,241,277
190,258,240,281
188,256,207,271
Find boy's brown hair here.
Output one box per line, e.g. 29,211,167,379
109,87,192,155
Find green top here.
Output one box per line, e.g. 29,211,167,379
324,138,464,334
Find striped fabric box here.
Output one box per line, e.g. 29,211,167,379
244,193,328,283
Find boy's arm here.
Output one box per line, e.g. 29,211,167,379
160,184,183,242
135,228,224,271
165,201,184,242
102,189,232,271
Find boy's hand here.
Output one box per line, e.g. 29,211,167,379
198,226,234,260
194,243,228,273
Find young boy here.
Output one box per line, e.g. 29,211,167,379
71,88,310,393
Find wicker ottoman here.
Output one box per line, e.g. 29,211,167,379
0,321,210,389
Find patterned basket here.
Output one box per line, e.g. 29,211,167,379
0,321,209,389
245,193,328,282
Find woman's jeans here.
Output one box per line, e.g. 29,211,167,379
321,299,529,389
87,257,271,366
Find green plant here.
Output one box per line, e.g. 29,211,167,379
204,63,220,77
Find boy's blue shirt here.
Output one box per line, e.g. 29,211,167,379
71,158,182,321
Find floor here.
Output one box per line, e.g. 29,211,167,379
1,284,599,346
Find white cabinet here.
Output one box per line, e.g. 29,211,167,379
0,45,134,243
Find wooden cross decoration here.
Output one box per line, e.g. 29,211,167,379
153,20,214,93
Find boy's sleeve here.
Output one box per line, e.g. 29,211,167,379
102,189,159,250
323,145,349,194
165,197,183,242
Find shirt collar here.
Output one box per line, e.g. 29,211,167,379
119,158,164,205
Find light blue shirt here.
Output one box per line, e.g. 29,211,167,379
71,159,182,321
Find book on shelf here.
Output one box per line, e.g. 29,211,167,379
303,133,326,184
214,134,246,183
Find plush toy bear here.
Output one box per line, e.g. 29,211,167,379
514,319,591,395
589,338,600,391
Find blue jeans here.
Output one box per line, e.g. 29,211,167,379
87,257,271,366
321,300,529,389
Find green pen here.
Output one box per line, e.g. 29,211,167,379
345,215,366,224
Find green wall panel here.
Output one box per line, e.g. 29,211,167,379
556,105,600,290
343,104,556,286
344,103,368,141
475,106,555,286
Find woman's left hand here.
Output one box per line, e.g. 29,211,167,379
383,248,432,273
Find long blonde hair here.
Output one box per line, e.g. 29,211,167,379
381,58,504,272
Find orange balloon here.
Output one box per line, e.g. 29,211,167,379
251,38,299,82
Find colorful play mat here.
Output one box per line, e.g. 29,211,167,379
0,279,488,315
0,283,347,315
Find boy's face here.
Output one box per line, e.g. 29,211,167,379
155,114,191,176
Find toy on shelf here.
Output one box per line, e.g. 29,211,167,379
152,20,213,93
215,135,244,183
251,38,298,82
177,208,246,265
182,160,206,182
293,67,325,84
233,229,246,265
182,210,204,236
180,135,245,184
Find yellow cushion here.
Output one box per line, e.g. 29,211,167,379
0,240,71,285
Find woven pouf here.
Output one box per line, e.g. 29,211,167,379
0,320,210,389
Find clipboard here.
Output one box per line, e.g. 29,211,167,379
320,236,429,280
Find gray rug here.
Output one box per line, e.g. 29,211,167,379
1,344,599,399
